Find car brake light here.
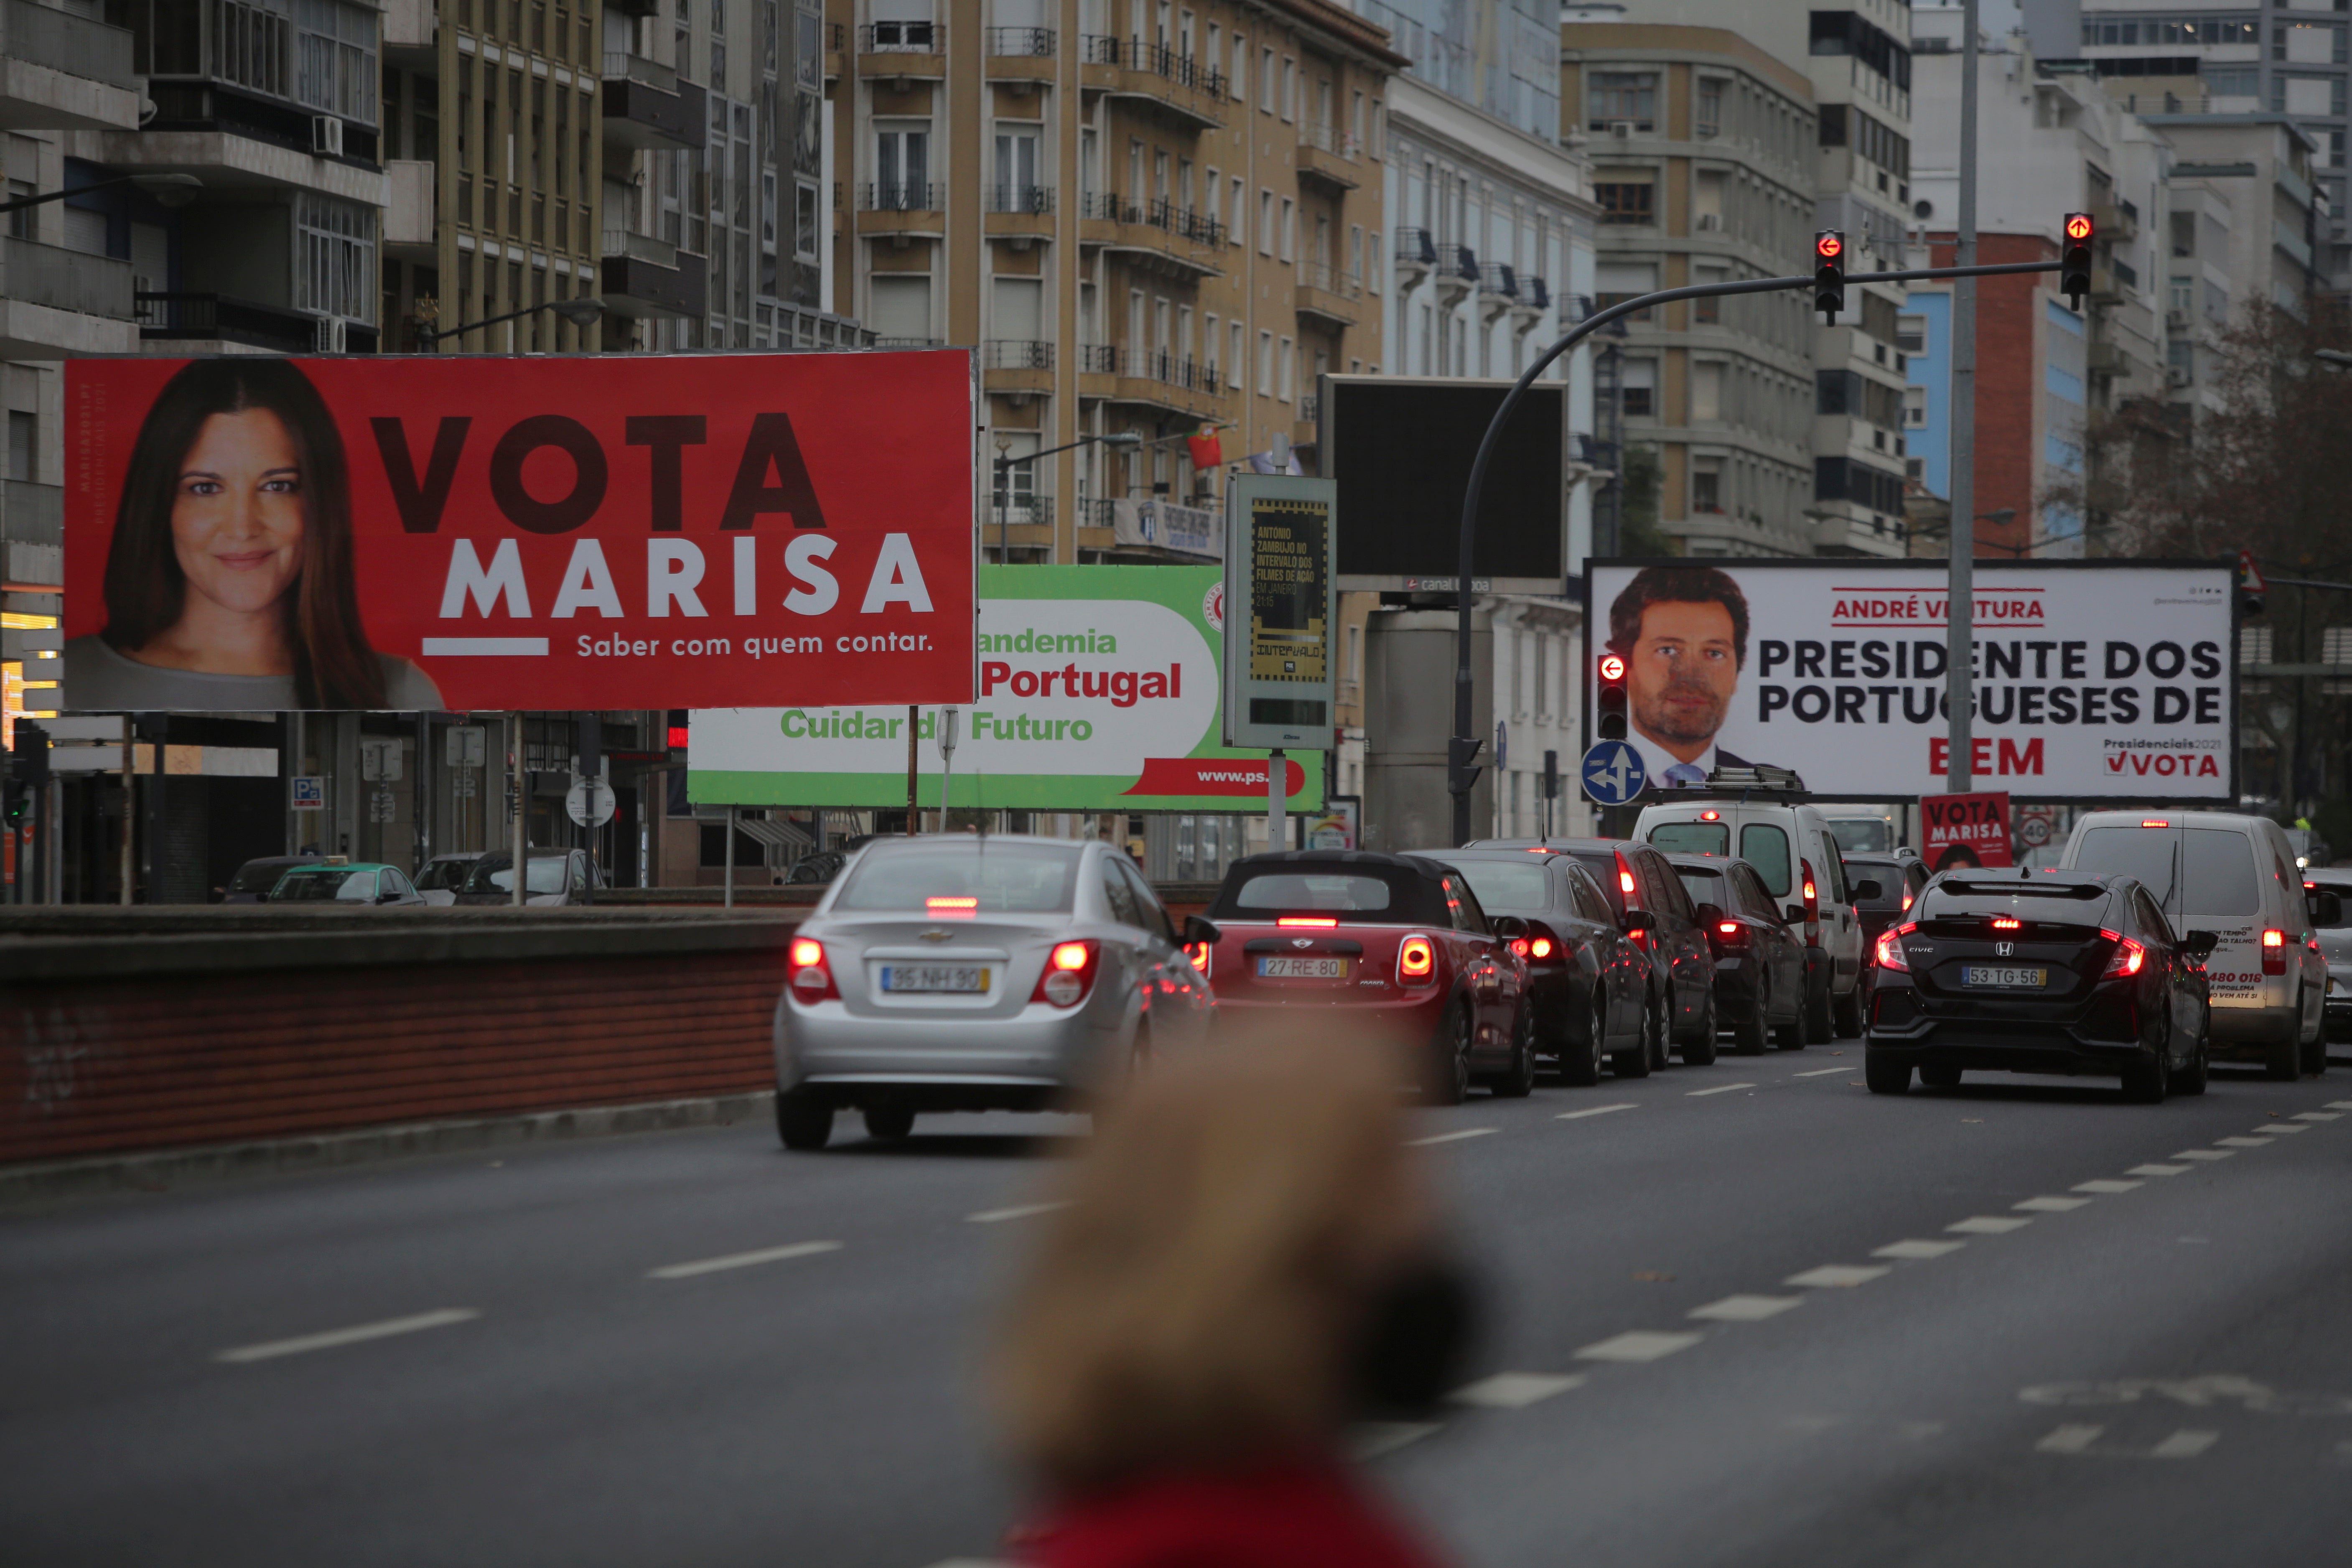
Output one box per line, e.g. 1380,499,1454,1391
2263,927,2288,976
1874,922,1914,972
926,895,979,919
1277,916,1339,928
1991,916,2020,930
1718,921,1740,936
1800,857,1820,945
1700,809,1721,821
2140,819,2169,828
1032,939,1102,1008
1530,937,1555,959
1901,890,1913,912
788,937,838,1001
1185,941,1213,977
1398,935,1436,980
1510,938,1530,958
1617,862,1637,897
2100,930,2146,978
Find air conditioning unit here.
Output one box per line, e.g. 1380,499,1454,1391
312,115,343,156
1609,120,1636,138
1696,212,1722,232
314,316,347,353
2165,364,2191,387
2164,308,2189,331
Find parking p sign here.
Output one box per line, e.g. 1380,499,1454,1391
292,776,325,811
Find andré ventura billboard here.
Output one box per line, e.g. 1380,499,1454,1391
688,565,1325,812
1587,561,2234,801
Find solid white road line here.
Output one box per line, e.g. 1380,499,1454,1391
2150,1430,2221,1459
1792,1067,1852,1078
1688,1294,1804,1322
1406,1127,1499,1146
1948,1216,2034,1234
2129,1163,2193,1177
1785,1265,1891,1288
1556,1102,1639,1120
1874,1239,1967,1260
2293,1111,2342,1122
646,1241,842,1280
2073,1179,2143,1194
1450,1372,1586,1409
1576,1331,1705,1363
965,1201,1071,1224
2214,1137,2274,1148
1686,1082,1756,1097
216,1308,479,1365
2173,1149,2234,1161
2014,1196,2092,1212
2036,1425,2105,1455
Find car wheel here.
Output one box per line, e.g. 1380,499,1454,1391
2176,1022,2210,1096
2265,1005,2301,1081
1919,1064,1962,1089
1648,993,1672,1072
1561,990,1606,1087
1493,1005,1537,1098
1428,1000,1472,1106
2302,999,2329,1077
2122,1033,2171,1104
1679,991,1718,1067
862,1102,916,1140
1772,990,1807,1051
1863,1052,1912,1095
1832,983,1864,1040
1733,986,1769,1056
1613,996,1655,1079
1805,970,1835,1045
775,1088,834,1151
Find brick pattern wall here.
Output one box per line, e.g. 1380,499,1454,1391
1926,232,2061,559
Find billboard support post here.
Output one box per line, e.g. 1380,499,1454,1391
1268,748,1286,853
724,804,736,910
905,705,918,835
509,712,527,909
117,714,131,904
1948,0,1982,796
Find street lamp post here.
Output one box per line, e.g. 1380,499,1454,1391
0,173,201,215
991,430,1140,563
416,294,609,351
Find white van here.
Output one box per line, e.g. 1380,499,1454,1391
1637,796,1871,1042
2060,810,2326,1079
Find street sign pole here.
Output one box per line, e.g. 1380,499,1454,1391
938,706,960,831
1269,749,1286,853
1948,0,1982,796
509,712,527,909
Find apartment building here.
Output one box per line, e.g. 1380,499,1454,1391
1560,21,1821,557
827,0,1401,562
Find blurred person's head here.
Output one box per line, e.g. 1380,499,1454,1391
1933,843,1984,872
995,1031,1470,1499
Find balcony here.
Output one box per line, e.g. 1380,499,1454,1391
858,181,946,240
1515,275,1551,322
1297,120,1362,191
1093,345,1228,420
1079,36,1227,130
602,51,707,151
597,229,707,320
1478,261,1518,320
858,21,947,80
987,494,1055,532
384,159,435,255
135,292,321,354
0,236,135,356
1295,259,1362,329
986,25,1058,85
1,0,141,132
1436,243,1479,302
986,182,1055,243
1394,226,1436,283
983,338,1055,394
1077,192,1224,278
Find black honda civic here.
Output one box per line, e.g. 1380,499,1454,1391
1863,868,2217,1102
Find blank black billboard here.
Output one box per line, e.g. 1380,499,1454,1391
1324,377,1563,586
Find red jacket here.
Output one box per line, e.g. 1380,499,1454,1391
1015,1456,1448,1568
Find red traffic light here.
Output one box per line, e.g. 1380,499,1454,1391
2065,214,2093,242
1598,654,1627,682
1816,233,1843,260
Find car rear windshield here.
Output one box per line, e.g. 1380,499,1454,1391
1649,822,1728,857
1829,818,1894,853
230,860,298,894
1916,881,2111,925
414,860,474,891
2308,877,2352,928
1447,860,1549,914
1567,852,1626,914
1211,863,1453,924
465,855,572,895
1847,864,1909,911
834,843,1079,914
1673,865,1726,911
273,870,376,902
1740,825,1792,896
2072,826,2260,917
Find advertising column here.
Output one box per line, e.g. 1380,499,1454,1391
1223,474,1338,849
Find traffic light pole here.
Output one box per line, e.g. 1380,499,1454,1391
1449,257,2064,846
1949,0,1983,796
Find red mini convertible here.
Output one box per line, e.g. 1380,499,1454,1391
1194,849,1534,1102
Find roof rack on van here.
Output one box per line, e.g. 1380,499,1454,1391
1655,764,1812,801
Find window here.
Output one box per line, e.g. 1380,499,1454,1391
294,191,375,321
1693,262,1726,324
1896,312,1926,352
1691,462,1722,513
1278,335,1294,400
1259,188,1274,253
1204,311,1219,372
1281,56,1296,121
1586,70,1657,131
1232,34,1247,99
1229,321,1245,387
1229,175,1245,242
1690,361,1722,422
1368,230,1382,293
1696,77,1723,137
1902,385,1926,428
1261,46,1275,112
1349,224,1362,280
794,179,817,260
995,128,1041,209
1596,181,1654,225
1257,328,1274,393
1280,196,1294,260
1621,358,1656,418
875,125,930,207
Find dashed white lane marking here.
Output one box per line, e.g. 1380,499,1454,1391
1350,1423,1441,1460
2328,1100,2352,1111
1687,1082,1756,1097
646,1240,843,1280
1898,1420,1947,1441
1407,1127,1499,1146
1450,1372,1586,1408
1556,1102,1638,1121
1874,1239,1967,1260
2036,1424,2105,1455
1689,1294,1804,1321
216,1308,479,1364
2214,1137,2275,1148
1949,1216,2034,1234
2151,1430,2222,1459
2015,1196,2093,1212
2174,1150,2234,1161
2294,1111,2342,1122
1792,1067,1852,1078
1576,1331,1705,1363
2073,1179,2143,1194
2129,1163,2193,1177
1786,1265,1891,1288
2253,1122,2310,1134
966,1201,1071,1224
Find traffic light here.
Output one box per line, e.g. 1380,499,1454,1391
2061,213,2093,308
1813,231,1845,323
1597,652,1630,741
2237,549,2266,619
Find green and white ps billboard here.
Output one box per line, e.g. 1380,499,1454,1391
687,565,1324,811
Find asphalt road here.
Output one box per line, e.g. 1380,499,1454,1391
6,1039,2352,1568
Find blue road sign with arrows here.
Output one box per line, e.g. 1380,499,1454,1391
1580,740,1647,806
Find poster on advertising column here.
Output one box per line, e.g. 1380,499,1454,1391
687,564,1324,812
58,351,975,711
1585,561,2235,801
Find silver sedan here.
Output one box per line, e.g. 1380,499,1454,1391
771,835,1217,1149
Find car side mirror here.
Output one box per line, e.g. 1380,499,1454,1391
1491,914,1529,940
1619,909,1655,935
377,891,402,905
1182,914,1221,946
1694,901,1726,928
1852,880,1882,902
2183,929,2220,960
1784,904,1807,924
2308,891,2342,928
